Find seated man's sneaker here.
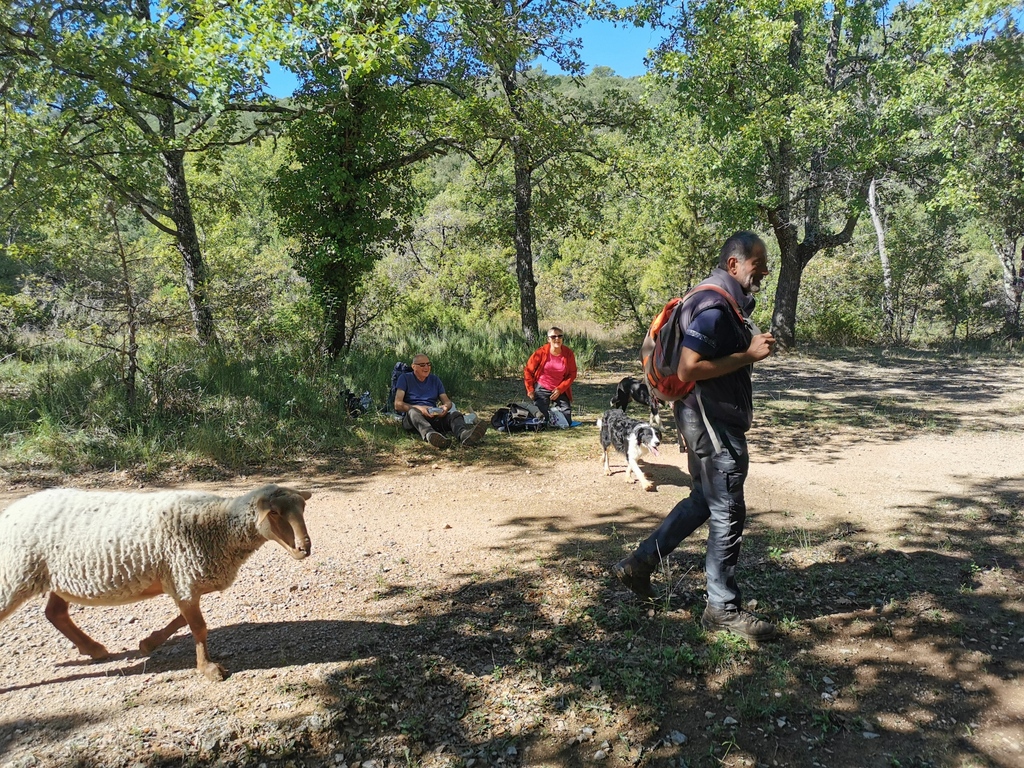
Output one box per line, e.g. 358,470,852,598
425,431,451,449
461,421,489,447
701,605,777,641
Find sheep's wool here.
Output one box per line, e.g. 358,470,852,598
0,487,271,608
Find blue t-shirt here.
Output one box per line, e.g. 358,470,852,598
397,372,446,408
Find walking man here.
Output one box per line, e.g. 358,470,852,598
612,231,778,640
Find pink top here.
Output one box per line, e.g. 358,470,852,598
537,353,568,391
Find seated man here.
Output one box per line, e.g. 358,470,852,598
394,354,489,449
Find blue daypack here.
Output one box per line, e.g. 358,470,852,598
387,362,413,413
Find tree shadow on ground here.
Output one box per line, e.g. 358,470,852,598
8,468,1018,767
4,350,1022,767
749,350,1024,465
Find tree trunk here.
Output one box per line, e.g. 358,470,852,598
500,71,540,343
868,178,895,342
326,292,349,358
110,202,139,408
162,149,216,345
764,9,867,349
139,1,214,346
769,211,802,349
764,14,804,350
512,147,539,342
993,237,1023,338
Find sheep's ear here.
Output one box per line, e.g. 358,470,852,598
254,490,276,525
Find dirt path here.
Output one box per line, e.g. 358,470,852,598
1,351,1022,768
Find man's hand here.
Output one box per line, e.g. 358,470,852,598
747,332,776,362
416,405,434,417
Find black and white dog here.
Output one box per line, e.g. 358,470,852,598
610,376,661,427
597,408,662,492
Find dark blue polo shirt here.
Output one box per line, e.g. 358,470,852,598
683,307,748,358
681,306,754,430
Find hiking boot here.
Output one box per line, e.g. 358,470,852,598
425,431,451,449
460,421,489,447
611,554,658,602
701,604,777,641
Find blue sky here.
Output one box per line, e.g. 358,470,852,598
547,19,664,78
264,19,663,97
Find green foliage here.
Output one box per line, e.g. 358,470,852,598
926,15,1024,335
2,1,415,343
0,292,47,354
640,0,1016,347
582,243,649,337
366,179,520,337
537,100,727,340
0,323,600,473
856,186,1005,345
442,7,643,338
3,0,1021,422
189,142,316,352
0,340,355,472
274,41,458,355
796,241,880,347
934,263,1003,343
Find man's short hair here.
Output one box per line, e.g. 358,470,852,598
718,231,766,269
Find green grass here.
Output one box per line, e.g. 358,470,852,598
0,327,602,477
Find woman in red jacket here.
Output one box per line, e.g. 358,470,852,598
524,327,577,426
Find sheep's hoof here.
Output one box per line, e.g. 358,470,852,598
82,643,109,660
200,662,228,682
642,483,656,493
139,635,161,654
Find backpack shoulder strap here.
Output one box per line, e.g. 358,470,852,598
684,284,744,322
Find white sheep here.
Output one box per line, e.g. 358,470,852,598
0,484,312,681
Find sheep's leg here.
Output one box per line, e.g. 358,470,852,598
139,614,187,654
175,598,226,681
44,592,109,660
0,588,33,624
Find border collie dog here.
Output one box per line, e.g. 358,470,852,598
597,408,662,491
610,376,661,427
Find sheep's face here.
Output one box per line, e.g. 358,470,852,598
256,488,313,560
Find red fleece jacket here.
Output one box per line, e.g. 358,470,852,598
524,345,577,401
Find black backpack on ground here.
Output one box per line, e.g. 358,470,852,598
343,390,373,417
491,401,546,433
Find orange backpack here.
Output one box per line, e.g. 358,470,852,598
640,285,743,403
